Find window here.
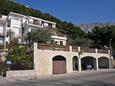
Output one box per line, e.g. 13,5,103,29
60,41,63,45
7,18,11,27
33,19,40,25
48,23,52,28
55,41,58,44
13,26,20,29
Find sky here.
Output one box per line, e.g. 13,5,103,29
16,0,115,24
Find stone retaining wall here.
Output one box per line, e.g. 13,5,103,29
6,70,35,78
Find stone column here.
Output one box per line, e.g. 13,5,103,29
34,43,38,50
78,47,81,72
69,46,72,52
96,58,99,70
95,48,99,70
34,43,38,76
78,58,81,72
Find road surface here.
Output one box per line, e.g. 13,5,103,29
0,70,115,86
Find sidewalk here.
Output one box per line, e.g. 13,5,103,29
6,69,115,82
0,76,12,84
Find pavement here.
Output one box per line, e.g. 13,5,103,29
0,69,115,86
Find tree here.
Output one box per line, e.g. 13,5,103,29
58,22,87,46
0,0,86,44
25,29,51,45
88,26,114,49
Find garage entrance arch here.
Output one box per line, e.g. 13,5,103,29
98,57,109,69
72,56,78,71
52,55,66,74
81,56,96,70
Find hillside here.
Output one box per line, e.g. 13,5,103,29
77,22,115,32
0,0,86,45
0,0,61,23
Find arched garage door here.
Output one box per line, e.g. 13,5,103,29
53,55,66,74
98,57,109,69
81,56,96,70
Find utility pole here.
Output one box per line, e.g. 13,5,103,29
109,38,113,69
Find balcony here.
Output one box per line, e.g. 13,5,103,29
27,20,43,28
81,47,96,53
98,49,108,54
37,43,108,54
0,33,5,37
38,43,69,51
72,46,78,52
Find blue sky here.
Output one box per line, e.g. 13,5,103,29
17,0,115,24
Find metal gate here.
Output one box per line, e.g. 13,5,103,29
53,60,66,74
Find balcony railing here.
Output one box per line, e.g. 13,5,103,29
81,47,96,53
37,43,108,54
38,43,69,51
72,46,78,52
28,21,43,26
98,49,108,54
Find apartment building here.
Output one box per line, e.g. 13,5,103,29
0,15,6,44
0,12,67,46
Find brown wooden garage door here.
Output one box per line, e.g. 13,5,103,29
53,60,66,74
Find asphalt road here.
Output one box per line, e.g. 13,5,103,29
0,70,115,86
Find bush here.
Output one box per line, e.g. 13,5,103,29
0,62,7,76
10,62,33,70
7,44,34,70
0,44,4,49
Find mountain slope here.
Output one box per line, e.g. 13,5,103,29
0,0,86,46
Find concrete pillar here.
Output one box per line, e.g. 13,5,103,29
96,58,99,70
69,46,72,52
39,20,42,25
78,58,81,72
95,48,99,70
78,46,80,52
34,43,38,70
95,48,98,54
66,57,73,73
78,46,81,72
34,43,38,50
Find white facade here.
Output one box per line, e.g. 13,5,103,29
0,16,6,44
7,12,23,37
0,12,57,45
51,35,67,45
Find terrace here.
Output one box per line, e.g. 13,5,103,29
37,43,108,54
